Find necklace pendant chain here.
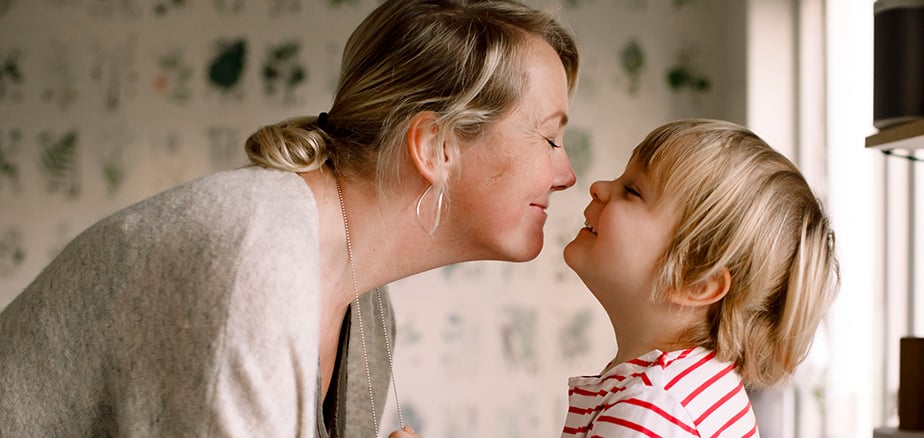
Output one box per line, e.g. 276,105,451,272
335,178,404,436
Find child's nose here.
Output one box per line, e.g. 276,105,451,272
589,180,611,202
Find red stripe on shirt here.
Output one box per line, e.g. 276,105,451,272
630,372,653,386
595,416,662,438
628,358,657,367
710,401,756,438
562,425,589,435
618,398,700,436
663,348,697,368
695,380,745,424
681,363,735,406
665,350,717,390
570,387,608,397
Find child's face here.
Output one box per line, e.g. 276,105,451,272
563,155,678,308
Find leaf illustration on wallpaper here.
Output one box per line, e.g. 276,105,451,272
37,129,80,198
666,48,711,94
152,0,187,16
212,0,244,14
0,227,26,277
207,126,244,171
558,308,594,359
268,0,303,16
439,312,481,377
262,40,307,106
499,306,538,374
39,41,79,110
0,49,25,103
0,0,14,17
0,129,22,194
620,39,645,95
43,0,81,6
90,35,139,111
207,38,247,99
564,127,592,180
96,127,133,195
87,0,143,19
154,49,193,104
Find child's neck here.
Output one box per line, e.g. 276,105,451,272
612,340,697,366
608,305,704,366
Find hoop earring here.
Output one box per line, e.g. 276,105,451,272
416,184,444,235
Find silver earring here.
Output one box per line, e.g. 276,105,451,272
416,184,444,234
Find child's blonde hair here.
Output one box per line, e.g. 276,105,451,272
634,119,840,388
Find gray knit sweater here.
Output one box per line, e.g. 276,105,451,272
0,166,392,437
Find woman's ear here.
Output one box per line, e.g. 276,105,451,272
406,111,448,184
671,268,732,307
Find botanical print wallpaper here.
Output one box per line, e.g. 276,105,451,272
0,0,742,436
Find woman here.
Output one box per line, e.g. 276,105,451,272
0,0,579,436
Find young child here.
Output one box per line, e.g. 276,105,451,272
560,119,840,437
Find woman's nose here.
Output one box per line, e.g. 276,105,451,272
552,152,576,191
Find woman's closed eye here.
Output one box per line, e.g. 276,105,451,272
545,137,563,149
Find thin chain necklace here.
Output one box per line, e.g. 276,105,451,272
335,177,404,437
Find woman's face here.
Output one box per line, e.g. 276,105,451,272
447,36,576,262
563,157,677,309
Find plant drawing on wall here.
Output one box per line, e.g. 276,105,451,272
152,0,186,16
0,49,24,103
37,129,80,198
558,308,594,359
207,38,247,99
666,48,711,93
207,125,243,170
261,40,307,105
0,227,26,277
0,129,21,193
500,306,539,374
620,39,645,95
269,0,302,16
212,0,243,14
0,0,14,16
564,128,593,180
40,41,79,109
87,0,142,19
90,35,139,111
154,48,193,104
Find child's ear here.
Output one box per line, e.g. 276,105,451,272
406,111,449,184
671,268,731,307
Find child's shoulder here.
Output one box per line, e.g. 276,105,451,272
566,348,758,437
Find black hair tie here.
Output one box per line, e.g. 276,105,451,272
317,112,330,131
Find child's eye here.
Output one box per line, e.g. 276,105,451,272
545,137,563,149
624,185,641,197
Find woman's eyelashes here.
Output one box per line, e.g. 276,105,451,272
545,137,563,149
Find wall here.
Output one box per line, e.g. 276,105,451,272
0,0,745,436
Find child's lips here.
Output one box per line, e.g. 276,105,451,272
583,221,597,235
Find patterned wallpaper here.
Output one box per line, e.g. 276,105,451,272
0,0,744,436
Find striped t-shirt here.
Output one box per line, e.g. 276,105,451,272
561,347,759,437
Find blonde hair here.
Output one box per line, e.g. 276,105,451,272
245,0,579,191
634,119,840,388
